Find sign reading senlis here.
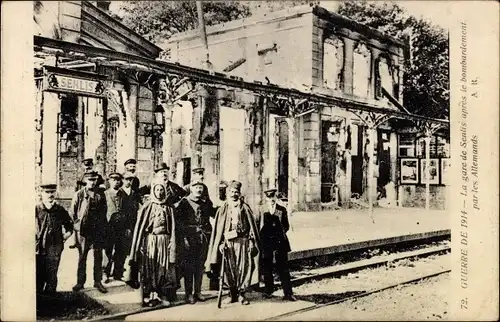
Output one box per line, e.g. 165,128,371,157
43,66,108,97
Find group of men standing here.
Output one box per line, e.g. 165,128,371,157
35,157,296,307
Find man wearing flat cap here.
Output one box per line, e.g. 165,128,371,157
36,183,73,293
256,188,296,301
103,173,130,282
70,171,108,293
123,159,140,193
206,180,260,305
176,180,214,304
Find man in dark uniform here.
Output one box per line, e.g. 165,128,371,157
124,158,140,193
121,171,141,229
121,171,142,285
176,181,214,304
71,171,108,293
256,188,296,301
36,183,73,293
103,173,129,282
183,168,212,206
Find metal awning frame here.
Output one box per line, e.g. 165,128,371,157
34,36,449,128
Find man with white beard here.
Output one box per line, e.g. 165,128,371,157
36,183,73,293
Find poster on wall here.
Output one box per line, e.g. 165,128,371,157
420,159,440,184
400,158,418,184
441,158,450,185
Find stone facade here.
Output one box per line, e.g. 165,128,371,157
34,1,162,202
164,5,417,211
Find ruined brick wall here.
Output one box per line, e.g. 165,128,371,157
166,7,314,89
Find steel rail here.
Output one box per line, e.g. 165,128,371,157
286,244,451,288
265,269,451,321
89,244,449,321
34,36,449,125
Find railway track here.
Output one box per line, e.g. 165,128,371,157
264,269,451,321
91,241,450,321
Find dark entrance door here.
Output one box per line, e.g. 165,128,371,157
321,121,337,202
277,119,288,198
377,130,391,192
351,124,364,197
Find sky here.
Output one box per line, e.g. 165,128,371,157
319,0,454,30
109,1,454,31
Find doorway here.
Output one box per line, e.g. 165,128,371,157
276,118,289,198
57,94,83,202
377,130,391,192
321,121,337,202
351,124,364,196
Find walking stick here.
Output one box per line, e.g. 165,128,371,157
217,244,226,309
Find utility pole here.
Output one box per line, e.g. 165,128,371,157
196,1,212,70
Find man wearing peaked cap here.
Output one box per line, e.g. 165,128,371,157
256,187,296,301
124,159,140,193
124,159,136,166
176,179,214,304
183,167,212,207
36,183,73,293
103,172,128,282
71,170,108,293
139,162,187,207
75,158,94,192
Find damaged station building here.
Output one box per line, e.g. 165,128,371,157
34,1,449,212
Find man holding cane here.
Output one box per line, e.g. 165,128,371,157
206,180,260,306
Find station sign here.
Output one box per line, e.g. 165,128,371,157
43,66,109,97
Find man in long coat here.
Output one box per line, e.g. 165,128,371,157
205,180,260,305
36,183,73,293
256,188,296,301
71,171,108,293
176,181,214,304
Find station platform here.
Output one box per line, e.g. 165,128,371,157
55,207,449,296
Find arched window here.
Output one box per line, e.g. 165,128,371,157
323,37,344,90
353,42,371,98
